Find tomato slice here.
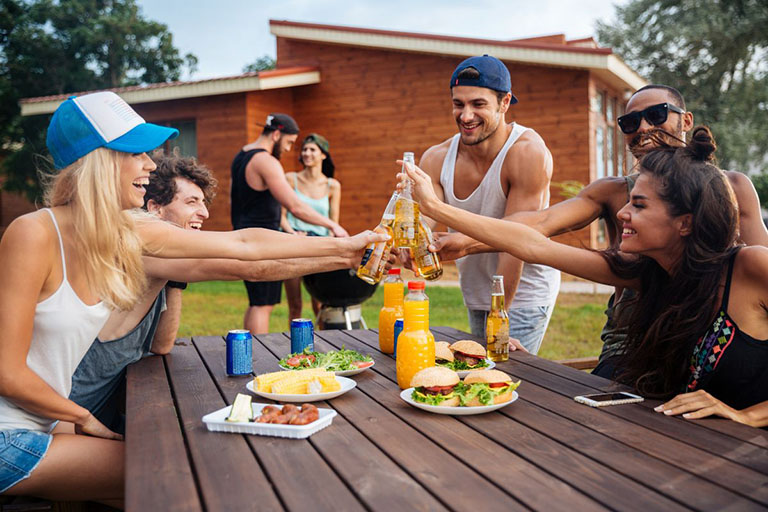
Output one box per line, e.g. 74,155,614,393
352,360,374,369
286,356,300,367
489,382,509,388
423,385,455,393
297,354,316,363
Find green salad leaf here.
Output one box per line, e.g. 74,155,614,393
278,346,373,371
436,358,490,371
412,388,456,406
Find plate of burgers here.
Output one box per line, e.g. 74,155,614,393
435,340,495,377
400,366,520,415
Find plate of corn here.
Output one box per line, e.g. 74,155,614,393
247,368,356,402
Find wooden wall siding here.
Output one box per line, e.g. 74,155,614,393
276,38,596,247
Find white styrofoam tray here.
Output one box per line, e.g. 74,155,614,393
202,403,337,439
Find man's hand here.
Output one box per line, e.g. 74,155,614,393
344,230,389,257
430,232,474,261
508,337,527,352
398,248,418,275
76,413,123,441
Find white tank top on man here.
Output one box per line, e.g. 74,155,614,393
439,123,561,311
0,209,111,432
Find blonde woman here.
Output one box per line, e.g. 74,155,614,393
281,133,342,322
0,92,385,505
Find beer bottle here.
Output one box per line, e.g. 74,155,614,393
356,191,397,284
393,152,419,250
486,275,510,362
413,218,443,281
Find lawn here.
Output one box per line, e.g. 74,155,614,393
178,281,610,361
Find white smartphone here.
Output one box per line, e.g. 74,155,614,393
573,392,644,407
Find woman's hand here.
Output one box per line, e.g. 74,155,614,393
343,230,390,259
655,389,750,425
396,159,441,216
330,223,349,238
76,413,123,441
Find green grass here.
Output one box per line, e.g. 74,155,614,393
178,281,609,361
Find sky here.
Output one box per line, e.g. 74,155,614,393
136,0,631,80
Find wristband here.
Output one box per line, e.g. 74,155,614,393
167,281,188,290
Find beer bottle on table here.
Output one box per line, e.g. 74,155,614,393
378,268,404,354
396,281,435,389
393,152,419,250
486,275,510,362
356,191,397,284
413,218,443,281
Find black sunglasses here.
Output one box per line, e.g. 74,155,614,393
617,102,685,134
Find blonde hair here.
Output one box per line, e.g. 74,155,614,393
45,148,146,310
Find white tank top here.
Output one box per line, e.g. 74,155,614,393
439,124,561,310
0,209,111,432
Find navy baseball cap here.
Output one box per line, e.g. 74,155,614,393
46,91,179,169
450,55,518,104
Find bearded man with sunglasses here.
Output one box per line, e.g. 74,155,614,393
430,84,768,374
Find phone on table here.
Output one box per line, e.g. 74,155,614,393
573,392,644,407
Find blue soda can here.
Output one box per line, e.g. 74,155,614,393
393,318,404,359
290,318,314,354
226,329,253,376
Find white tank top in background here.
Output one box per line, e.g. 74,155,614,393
0,209,111,432
439,123,561,310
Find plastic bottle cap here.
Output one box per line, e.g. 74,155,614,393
407,281,426,290
388,268,401,275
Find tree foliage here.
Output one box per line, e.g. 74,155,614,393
0,0,198,201
597,0,768,175
243,55,276,73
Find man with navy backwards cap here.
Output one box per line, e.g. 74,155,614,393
417,55,561,354
231,113,349,334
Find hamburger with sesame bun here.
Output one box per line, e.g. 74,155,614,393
409,366,461,407
434,342,454,366
449,340,489,371
460,370,520,406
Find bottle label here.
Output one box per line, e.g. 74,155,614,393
359,247,374,267
406,227,415,239
422,254,434,266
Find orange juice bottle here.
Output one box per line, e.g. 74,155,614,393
378,268,404,354
396,281,435,389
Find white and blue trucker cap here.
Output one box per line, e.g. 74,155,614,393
46,91,179,169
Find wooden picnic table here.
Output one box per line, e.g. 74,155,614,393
125,327,768,511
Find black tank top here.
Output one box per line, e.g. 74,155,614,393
687,249,768,410
230,148,281,230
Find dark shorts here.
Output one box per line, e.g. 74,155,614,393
244,280,282,306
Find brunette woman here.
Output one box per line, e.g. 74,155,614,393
403,127,768,427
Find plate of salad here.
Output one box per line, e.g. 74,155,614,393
278,347,375,376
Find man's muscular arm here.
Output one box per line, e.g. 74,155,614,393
726,170,768,247
432,177,627,260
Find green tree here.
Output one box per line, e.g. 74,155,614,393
243,55,276,73
0,0,198,201
597,0,768,174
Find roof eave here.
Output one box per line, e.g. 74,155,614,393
19,69,322,116
270,22,646,91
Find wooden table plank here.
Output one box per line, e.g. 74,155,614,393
125,354,202,512
321,330,700,511
432,326,768,473
259,331,533,512
310,330,625,511
490,355,768,506
253,333,448,511
164,338,284,511
193,335,366,512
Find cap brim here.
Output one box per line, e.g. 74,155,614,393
105,123,179,154
509,93,519,105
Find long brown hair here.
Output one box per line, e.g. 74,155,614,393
602,126,740,397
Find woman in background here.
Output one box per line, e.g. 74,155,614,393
281,134,342,323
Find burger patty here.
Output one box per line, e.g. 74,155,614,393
420,385,456,395
454,351,482,366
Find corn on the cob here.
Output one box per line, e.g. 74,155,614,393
255,368,336,394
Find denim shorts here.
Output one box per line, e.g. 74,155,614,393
468,303,556,355
0,430,52,493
